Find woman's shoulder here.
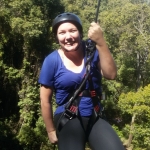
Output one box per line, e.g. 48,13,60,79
46,50,59,59
44,50,60,64
45,50,63,72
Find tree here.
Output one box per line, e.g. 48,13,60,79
99,1,150,149
0,0,64,149
118,84,150,149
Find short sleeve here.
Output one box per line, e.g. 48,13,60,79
38,51,57,87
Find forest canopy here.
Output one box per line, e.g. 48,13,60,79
0,0,150,150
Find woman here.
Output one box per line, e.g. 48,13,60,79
38,13,124,150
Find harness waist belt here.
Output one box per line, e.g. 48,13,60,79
79,90,91,97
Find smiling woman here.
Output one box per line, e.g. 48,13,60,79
38,12,124,150
57,22,84,73
57,22,82,52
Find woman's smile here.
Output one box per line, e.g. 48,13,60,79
57,22,81,52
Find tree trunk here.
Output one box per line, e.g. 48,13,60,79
127,113,136,148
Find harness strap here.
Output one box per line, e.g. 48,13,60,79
56,90,102,135
56,96,81,134
87,70,102,127
56,90,91,133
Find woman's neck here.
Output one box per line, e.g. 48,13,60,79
59,44,84,67
64,47,83,59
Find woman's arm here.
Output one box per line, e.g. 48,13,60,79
88,22,117,80
40,85,58,144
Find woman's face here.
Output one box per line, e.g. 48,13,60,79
57,22,82,52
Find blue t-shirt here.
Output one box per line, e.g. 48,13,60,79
38,47,102,116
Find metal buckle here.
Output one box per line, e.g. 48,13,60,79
64,109,75,120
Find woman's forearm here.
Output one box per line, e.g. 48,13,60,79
40,86,55,133
96,40,117,79
88,22,117,80
41,100,55,133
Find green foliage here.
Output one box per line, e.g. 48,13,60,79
1,0,150,149
0,115,24,149
118,84,150,148
34,116,54,150
119,84,150,115
0,0,64,149
60,0,101,38
133,124,150,150
99,0,150,91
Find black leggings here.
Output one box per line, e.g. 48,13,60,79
54,114,125,150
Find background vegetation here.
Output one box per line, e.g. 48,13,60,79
0,0,150,149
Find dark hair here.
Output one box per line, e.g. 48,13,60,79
52,12,83,35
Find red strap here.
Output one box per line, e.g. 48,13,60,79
69,105,78,113
94,105,100,113
90,90,96,97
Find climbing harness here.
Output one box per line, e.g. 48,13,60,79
56,39,103,136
